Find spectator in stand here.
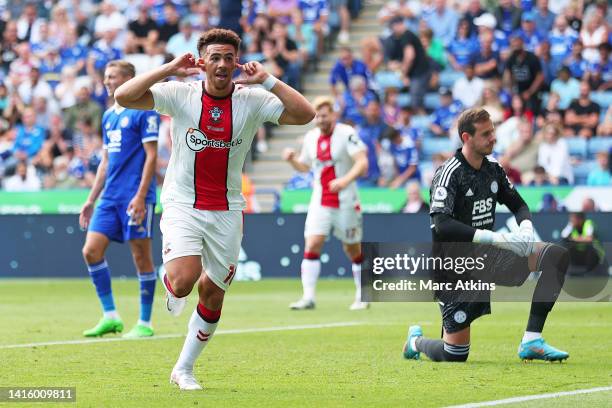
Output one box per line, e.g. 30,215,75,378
94,1,127,48
561,211,606,275
156,3,181,44
533,0,556,38
9,42,38,85
479,84,504,125
31,114,71,174
38,46,65,92
585,42,612,91
383,87,400,126
580,9,608,64
597,106,612,136
529,165,550,186
48,5,72,47
582,197,598,212
498,155,522,184
360,37,384,74
587,151,611,186
329,46,370,99
424,0,459,47
339,76,377,127
538,123,573,184
378,0,420,28
294,0,329,57
496,115,531,155
16,2,44,44
126,5,159,54
504,34,544,115
272,21,303,91
260,39,285,80
396,106,422,147
31,22,59,59
12,107,46,162
494,0,522,35
2,159,41,191
64,84,102,133
419,26,446,71
87,30,122,73
268,0,298,26
550,66,580,110
166,19,199,57
1,21,20,76
474,13,511,61
474,29,500,79
463,0,486,33
516,11,544,53
537,40,556,90
383,17,431,112
380,126,420,188
429,87,462,137
32,96,58,130
503,118,541,183
549,14,578,75
452,62,484,109
2,90,25,126
564,40,588,79
59,26,87,75
402,180,428,213
564,81,601,138
357,99,388,186
17,66,53,106
447,18,478,72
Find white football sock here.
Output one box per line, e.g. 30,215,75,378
352,262,362,301
104,310,120,319
137,319,151,328
175,309,218,372
522,331,542,343
301,258,320,301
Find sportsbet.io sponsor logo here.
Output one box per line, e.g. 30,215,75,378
185,128,242,152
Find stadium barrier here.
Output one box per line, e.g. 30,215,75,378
1,213,611,278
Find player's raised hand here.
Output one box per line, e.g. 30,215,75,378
235,61,269,85
167,52,200,77
282,148,296,162
79,200,95,230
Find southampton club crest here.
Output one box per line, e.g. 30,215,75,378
209,106,223,122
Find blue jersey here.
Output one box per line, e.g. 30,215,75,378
432,101,463,132
299,0,328,24
549,31,577,63
101,106,159,203
384,136,420,180
516,29,544,53
448,37,479,66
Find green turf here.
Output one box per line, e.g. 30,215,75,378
0,279,610,407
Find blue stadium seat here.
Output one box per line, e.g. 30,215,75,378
421,137,453,159
590,92,612,108
573,160,598,184
411,115,432,131
424,93,440,110
439,70,463,88
397,93,411,108
566,137,587,159
587,137,612,158
374,71,403,90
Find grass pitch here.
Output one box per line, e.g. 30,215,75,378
0,279,610,407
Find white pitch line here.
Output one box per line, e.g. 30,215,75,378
0,321,363,350
445,386,612,407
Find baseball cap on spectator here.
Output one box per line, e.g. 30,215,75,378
474,13,496,29
521,11,535,22
438,87,452,97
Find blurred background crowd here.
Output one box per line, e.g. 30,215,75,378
0,0,610,215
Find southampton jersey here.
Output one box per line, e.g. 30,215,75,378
429,149,521,242
298,123,366,209
101,105,159,202
150,81,284,211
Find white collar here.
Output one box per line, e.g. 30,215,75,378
112,103,125,114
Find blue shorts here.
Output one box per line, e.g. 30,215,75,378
89,199,155,243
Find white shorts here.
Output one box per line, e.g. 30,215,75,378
304,204,362,244
160,204,242,291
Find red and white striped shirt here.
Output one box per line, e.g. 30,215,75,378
151,81,284,210
298,123,365,209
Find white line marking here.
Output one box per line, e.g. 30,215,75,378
445,386,612,407
0,321,364,350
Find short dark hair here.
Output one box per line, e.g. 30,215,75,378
197,28,241,57
457,108,491,139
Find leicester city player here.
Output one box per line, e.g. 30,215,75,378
403,108,570,362
79,60,160,338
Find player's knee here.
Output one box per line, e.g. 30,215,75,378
169,274,196,298
542,244,570,274
442,342,470,362
82,244,103,264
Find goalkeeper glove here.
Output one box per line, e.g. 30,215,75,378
473,228,534,257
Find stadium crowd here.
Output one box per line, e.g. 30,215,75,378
0,0,359,192
0,0,610,213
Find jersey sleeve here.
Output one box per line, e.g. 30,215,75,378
150,81,190,117
250,87,285,125
346,127,366,156
139,111,160,144
429,163,459,216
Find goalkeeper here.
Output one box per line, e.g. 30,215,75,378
402,108,569,363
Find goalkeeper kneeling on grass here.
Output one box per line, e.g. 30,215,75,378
402,108,569,363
